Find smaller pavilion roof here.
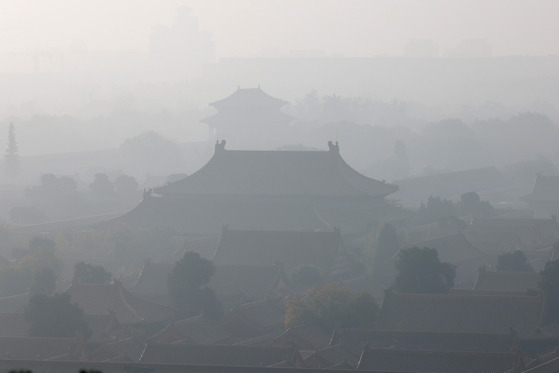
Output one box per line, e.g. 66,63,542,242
209,87,288,109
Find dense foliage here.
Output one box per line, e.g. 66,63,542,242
0,236,62,297
285,283,378,330
24,293,91,339
167,252,221,318
496,250,534,272
394,247,456,294
539,258,559,321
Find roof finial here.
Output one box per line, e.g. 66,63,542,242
215,140,226,153
328,141,339,153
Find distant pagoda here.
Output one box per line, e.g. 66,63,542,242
201,87,293,147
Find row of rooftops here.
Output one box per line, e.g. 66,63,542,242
0,272,553,372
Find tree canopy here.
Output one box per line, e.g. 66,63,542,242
24,293,91,339
285,283,378,331
167,252,221,318
373,223,400,269
394,246,456,294
30,267,57,297
539,258,559,321
496,250,534,272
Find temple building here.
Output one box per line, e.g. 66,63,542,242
201,87,294,148
118,141,401,239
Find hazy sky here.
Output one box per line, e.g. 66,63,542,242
0,0,558,58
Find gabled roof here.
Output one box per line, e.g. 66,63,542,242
376,290,544,336
148,315,230,345
220,298,286,337
118,195,328,235
0,359,415,373
0,336,85,361
303,344,359,369
139,343,296,367
103,336,147,362
522,175,559,203
461,229,523,254
0,313,28,337
404,232,484,264
393,166,509,207
132,261,287,304
84,313,128,344
209,87,288,109
330,329,515,355
209,264,288,301
132,261,174,297
64,281,174,324
357,348,518,373
474,270,541,293
268,322,332,350
0,292,29,313
154,142,397,198
470,218,559,249
213,228,345,275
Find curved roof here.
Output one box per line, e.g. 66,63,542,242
376,290,544,336
118,195,328,235
154,143,397,198
210,87,288,109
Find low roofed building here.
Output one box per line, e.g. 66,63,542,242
521,174,559,218
474,270,541,293
139,343,302,368
357,347,520,373
131,260,289,309
220,298,286,339
393,166,509,208
330,329,516,355
64,280,174,324
376,289,544,337
267,322,332,350
213,227,352,278
303,344,360,369
148,315,231,345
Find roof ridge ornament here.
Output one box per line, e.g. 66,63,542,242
215,140,226,153
328,141,339,153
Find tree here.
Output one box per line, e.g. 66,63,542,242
373,223,400,270
418,196,456,223
540,258,559,321
496,251,534,272
394,247,456,294
0,236,62,296
167,252,221,318
285,284,378,330
73,262,112,284
30,267,57,296
458,192,494,217
4,123,19,177
24,293,91,339
114,174,139,200
90,173,114,199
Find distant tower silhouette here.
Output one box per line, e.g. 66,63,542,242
4,123,19,177
201,87,293,148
